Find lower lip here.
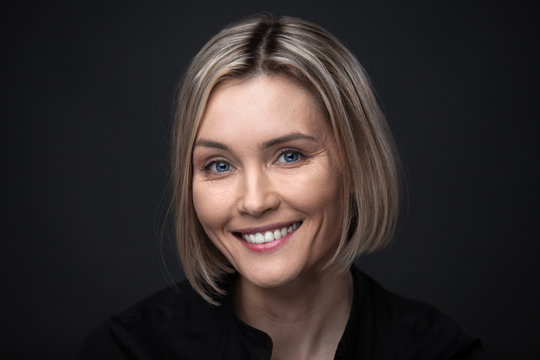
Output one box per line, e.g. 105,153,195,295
240,229,297,253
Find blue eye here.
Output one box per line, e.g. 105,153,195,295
208,161,231,173
277,151,302,164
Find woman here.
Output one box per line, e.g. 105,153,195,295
81,15,482,359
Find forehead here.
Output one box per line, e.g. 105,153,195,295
196,75,331,141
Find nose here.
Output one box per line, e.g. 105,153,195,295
237,167,280,217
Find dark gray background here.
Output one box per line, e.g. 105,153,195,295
2,1,539,359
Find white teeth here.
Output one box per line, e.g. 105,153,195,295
255,233,264,243
241,222,301,244
264,231,273,242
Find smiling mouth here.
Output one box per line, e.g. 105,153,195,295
233,221,302,244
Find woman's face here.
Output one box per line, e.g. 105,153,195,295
192,75,343,289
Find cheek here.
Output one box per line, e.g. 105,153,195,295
192,181,232,234
192,180,240,264
279,163,342,213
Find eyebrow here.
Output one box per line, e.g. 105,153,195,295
260,133,317,149
193,139,229,150
193,132,317,151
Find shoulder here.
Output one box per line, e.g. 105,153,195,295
353,269,483,359
107,280,212,325
79,280,228,359
362,272,464,339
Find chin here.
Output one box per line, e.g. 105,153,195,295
237,261,305,289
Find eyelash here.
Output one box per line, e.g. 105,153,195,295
201,149,306,175
276,149,305,165
202,160,232,174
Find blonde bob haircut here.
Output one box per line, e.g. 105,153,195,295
172,14,400,304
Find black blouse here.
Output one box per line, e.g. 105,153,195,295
79,267,482,359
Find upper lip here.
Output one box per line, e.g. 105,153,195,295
232,221,301,235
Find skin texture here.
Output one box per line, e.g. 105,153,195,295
192,75,353,359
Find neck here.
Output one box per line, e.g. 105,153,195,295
233,267,354,360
